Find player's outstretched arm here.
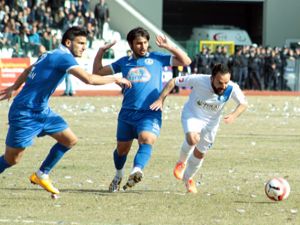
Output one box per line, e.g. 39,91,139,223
69,66,131,88
223,103,248,124
0,65,33,101
92,40,116,76
155,35,191,66
150,78,176,111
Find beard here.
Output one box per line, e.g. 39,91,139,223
211,81,225,95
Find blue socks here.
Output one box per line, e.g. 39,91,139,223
113,149,127,170
39,143,70,174
133,143,152,170
0,155,11,173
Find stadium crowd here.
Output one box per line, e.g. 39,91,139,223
0,0,98,57
191,45,300,91
0,0,299,91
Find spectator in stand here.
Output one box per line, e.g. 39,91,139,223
28,25,41,56
94,0,109,39
86,22,95,48
73,11,85,27
211,45,223,68
37,44,47,56
248,47,262,90
283,49,296,90
0,26,13,50
62,73,75,96
229,47,242,84
76,0,87,15
193,46,211,74
264,48,278,90
54,7,67,30
85,11,96,25
274,47,284,90
295,47,300,59
82,0,90,14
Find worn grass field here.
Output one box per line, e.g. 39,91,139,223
0,95,299,225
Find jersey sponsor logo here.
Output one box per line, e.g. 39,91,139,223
145,58,154,65
196,100,221,112
127,67,151,82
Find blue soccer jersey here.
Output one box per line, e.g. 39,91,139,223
6,45,79,148
110,52,172,110
12,45,79,110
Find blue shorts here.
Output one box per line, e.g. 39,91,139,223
6,106,68,148
117,108,162,141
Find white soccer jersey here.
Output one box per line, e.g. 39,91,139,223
175,74,247,125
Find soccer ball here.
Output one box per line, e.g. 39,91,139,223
265,177,290,201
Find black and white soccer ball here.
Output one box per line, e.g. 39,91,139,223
265,177,290,201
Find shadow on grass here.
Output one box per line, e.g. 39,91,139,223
234,200,277,204
0,187,173,196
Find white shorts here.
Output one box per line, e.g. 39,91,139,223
181,110,220,153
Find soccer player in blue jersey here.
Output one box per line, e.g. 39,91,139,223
0,26,131,195
93,27,191,192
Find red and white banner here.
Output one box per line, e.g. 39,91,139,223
0,58,31,89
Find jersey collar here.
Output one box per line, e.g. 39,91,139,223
59,44,72,54
130,52,150,60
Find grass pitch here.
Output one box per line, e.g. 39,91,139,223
0,95,299,225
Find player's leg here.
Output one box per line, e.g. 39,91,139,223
109,117,134,192
2,108,41,173
41,128,77,174
109,140,133,192
123,131,157,191
183,128,215,194
183,147,205,194
30,128,77,195
0,145,25,173
30,109,75,194
174,132,199,180
123,112,161,191
174,113,202,180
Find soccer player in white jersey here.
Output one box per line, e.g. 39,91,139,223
150,63,248,193
0,26,131,195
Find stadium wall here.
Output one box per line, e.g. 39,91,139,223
263,0,300,47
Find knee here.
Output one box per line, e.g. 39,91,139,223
65,136,78,148
138,133,156,145
4,154,22,166
116,143,132,156
186,134,200,146
193,148,205,159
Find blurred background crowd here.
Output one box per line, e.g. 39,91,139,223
0,0,108,57
190,45,300,91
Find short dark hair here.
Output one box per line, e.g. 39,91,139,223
126,27,150,46
211,63,230,78
61,26,88,46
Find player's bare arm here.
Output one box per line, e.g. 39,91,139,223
223,102,248,124
0,65,33,101
150,78,176,111
155,35,191,66
92,41,116,75
69,66,132,88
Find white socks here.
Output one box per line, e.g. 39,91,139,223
183,153,204,181
115,169,124,179
130,166,142,175
36,170,49,179
179,140,195,163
